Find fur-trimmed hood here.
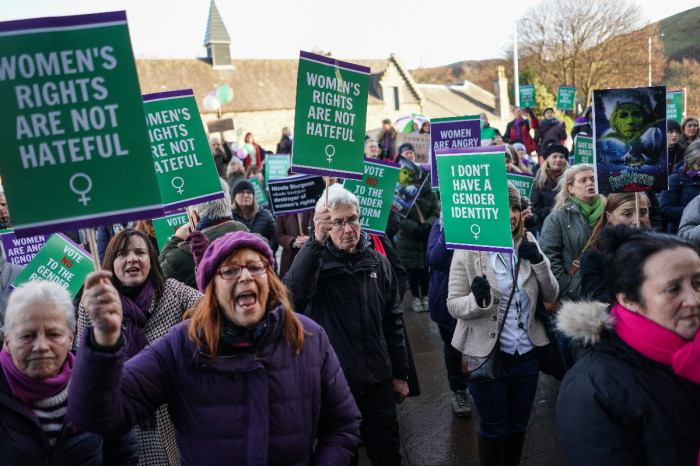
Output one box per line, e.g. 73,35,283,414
556,300,615,346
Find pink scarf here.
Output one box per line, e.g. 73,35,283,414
0,348,74,404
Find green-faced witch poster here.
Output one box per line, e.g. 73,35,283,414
291,51,369,181
343,158,401,236
143,89,224,210
519,85,536,109
556,86,576,111
152,209,188,253
0,12,163,237
11,233,94,298
436,147,512,253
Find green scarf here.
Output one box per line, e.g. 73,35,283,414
572,195,604,227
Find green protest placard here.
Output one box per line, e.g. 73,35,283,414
152,209,188,253
343,158,401,236
519,85,536,109
507,171,534,198
143,89,224,210
556,86,576,111
667,90,683,124
436,147,512,253
291,51,369,181
265,154,290,184
11,233,94,298
573,136,594,165
249,177,269,206
0,12,164,237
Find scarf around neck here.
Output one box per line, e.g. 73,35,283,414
220,312,270,353
611,303,700,384
572,195,603,227
513,117,524,140
0,348,74,404
119,279,156,360
683,164,700,179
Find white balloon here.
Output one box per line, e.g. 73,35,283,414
202,95,221,112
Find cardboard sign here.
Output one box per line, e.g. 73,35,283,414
392,156,429,217
395,133,430,164
430,116,481,189
143,89,224,210
11,233,94,297
667,90,683,124
268,175,325,215
265,154,291,184
0,229,48,266
519,85,536,109
0,12,164,237
592,86,667,194
343,158,401,236
556,86,576,111
291,51,369,180
507,171,534,198
573,136,594,165
248,176,269,206
436,147,512,253
206,118,234,133
152,209,188,253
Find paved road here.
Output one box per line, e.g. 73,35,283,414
357,294,567,466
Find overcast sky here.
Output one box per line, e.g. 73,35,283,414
2,0,697,69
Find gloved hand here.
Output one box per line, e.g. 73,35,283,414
471,275,491,307
414,223,431,240
519,240,543,264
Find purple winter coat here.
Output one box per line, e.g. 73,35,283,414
68,306,361,466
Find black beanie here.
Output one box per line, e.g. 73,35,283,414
232,180,255,197
544,143,570,160
668,119,681,133
398,142,415,155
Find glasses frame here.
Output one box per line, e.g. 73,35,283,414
216,260,269,280
331,215,363,231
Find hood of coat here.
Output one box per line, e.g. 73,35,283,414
556,300,615,346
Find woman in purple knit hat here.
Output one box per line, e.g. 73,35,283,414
68,231,361,466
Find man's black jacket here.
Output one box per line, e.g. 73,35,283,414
284,231,409,394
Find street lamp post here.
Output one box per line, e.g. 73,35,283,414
648,33,664,86
514,21,520,107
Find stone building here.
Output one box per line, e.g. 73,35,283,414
135,0,512,148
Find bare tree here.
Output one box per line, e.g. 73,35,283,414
514,0,665,107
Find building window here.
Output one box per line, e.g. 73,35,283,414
392,87,400,111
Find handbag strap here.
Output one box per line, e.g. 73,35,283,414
567,253,583,277
497,258,521,339
414,203,426,223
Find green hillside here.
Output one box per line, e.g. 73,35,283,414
659,6,700,62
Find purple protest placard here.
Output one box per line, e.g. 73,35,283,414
0,230,48,266
430,116,482,189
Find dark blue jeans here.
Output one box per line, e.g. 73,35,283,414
438,325,467,392
468,349,539,442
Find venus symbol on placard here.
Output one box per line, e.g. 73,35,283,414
69,173,92,206
325,145,335,163
172,177,185,194
471,224,481,240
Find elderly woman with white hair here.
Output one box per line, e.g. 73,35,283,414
0,280,139,465
661,139,700,234
284,186,409,465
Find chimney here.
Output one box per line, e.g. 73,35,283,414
203,0,233,70
494,66,510,118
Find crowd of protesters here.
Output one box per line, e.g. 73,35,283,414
0,107,699,466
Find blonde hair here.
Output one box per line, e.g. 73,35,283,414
534,155,571,189
553,163,597,211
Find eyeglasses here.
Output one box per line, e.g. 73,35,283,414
332,216,362,230
216,261,268,280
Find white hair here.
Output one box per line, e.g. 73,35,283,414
4,281,75,336
316,183,359,212
191,177,232,220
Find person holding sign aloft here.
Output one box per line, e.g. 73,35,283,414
447,183,559,466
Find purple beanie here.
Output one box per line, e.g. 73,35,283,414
188,230,275,292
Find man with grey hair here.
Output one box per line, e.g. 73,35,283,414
159,177,250,288
284,186,408,466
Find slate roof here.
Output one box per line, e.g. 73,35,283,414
203,0,230,45
418,81,502,121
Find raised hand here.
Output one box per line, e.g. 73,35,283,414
82,270,123,346
313,204,333,245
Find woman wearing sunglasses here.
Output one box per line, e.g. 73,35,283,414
69,231,361,465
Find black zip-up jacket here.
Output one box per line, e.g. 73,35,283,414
0,367,139,466
284,231,409,394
